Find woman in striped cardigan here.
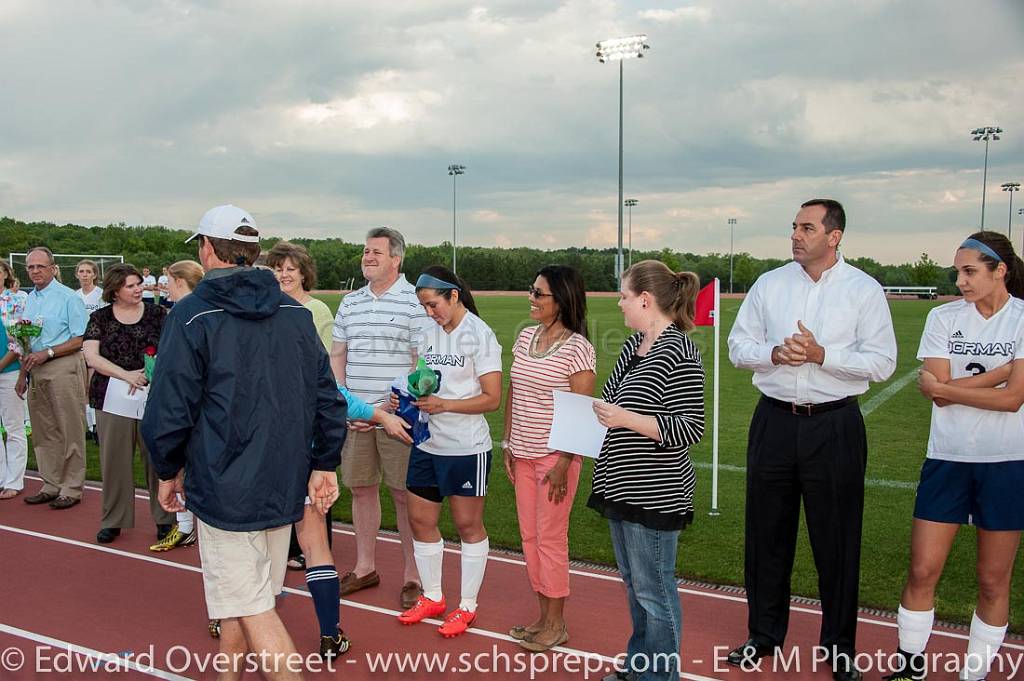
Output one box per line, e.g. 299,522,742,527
589,260,705,681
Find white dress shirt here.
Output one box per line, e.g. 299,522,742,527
728,255,897,404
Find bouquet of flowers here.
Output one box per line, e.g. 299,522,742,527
6,317,43,356
391,358,439,447
143,346,157,382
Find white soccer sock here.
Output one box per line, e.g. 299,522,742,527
177,510,194,534
413,539,445,602
961,611,1007,681
458,537,489,613
897,605,934,655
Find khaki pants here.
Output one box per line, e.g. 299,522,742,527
95,410,174,529
27,354,87,499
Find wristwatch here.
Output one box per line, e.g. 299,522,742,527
46,347,55,359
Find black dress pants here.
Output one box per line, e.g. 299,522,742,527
743,396,866,658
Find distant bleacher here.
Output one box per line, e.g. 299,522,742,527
882,285,938,299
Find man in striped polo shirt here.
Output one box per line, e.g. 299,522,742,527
331,227,429,609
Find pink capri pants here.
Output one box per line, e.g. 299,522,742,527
513,452,583,598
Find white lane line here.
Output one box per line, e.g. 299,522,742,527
0,622,194,680
861,368,920,417
0,524,725,680
691,461,918,491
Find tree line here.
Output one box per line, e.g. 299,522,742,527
0,216,958,294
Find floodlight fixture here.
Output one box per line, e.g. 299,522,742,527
595,35,649,62
972,125,1004,229
447,164,466,273
596,35,650,281
727,219,738,294
1004,182,1021,238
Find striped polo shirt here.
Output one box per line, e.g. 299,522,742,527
332,274,429,404
508,325,597,459
587,326,705,531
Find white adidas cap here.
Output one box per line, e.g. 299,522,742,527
185,205,260,244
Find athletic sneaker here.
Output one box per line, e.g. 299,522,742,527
397,595,446,625
438,608,476,638
319,629,351,660
148,525,197,552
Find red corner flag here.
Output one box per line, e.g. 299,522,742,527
694,280,717,327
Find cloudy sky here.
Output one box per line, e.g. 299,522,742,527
2,0,1022,265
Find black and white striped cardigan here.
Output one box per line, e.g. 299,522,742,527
587,325,705,531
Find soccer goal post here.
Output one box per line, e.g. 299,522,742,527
7,252,125,288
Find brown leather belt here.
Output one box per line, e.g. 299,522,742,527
762,394,857,417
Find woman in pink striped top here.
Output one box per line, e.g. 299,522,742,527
502,265,596,652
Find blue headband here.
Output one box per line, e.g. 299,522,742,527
416,273,460,290
960,238,1003,263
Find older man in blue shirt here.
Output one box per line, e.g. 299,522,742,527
16,247,89,509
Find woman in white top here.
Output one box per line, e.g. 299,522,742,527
76,259,105,437
75,260,105,314
396,266,503,639
886,231,1024,681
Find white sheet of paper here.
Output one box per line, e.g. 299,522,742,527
101,377,149,420
547,390,608,459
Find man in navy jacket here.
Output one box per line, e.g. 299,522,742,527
142,205,347,680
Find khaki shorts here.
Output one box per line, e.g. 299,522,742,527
197,520,290,619
340,428,413,489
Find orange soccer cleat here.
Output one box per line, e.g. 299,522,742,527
397,595,447,625
437,608,476,638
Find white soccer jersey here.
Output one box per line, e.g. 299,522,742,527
77,287,105,314
417,311,502,457
917,297,1024,463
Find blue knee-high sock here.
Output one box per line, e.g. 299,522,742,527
305,565,340,637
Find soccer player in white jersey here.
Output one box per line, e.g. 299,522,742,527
75,259,105,439
885,231,1024,681
396,266,502,638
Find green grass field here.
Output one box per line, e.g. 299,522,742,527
36,294,1022,630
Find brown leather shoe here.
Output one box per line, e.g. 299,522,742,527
338,570,380,597
400,581,423,609
24,491,58,505
49,495,81,510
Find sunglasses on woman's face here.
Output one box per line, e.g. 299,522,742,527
528,286,554,298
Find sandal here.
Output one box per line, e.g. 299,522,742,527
0,489,21,500
518,625,569,652
286,554,306,571
509,624,541,641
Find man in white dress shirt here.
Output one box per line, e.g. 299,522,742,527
726,199,897,681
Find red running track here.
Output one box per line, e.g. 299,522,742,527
1,476,1021,680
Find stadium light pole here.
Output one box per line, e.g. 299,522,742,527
972,126,1002,229
596,34,649,283
448,164,466,274
1002,182,1020,239
727,218,737,294
625,198,638,268
1020,207,1024,253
